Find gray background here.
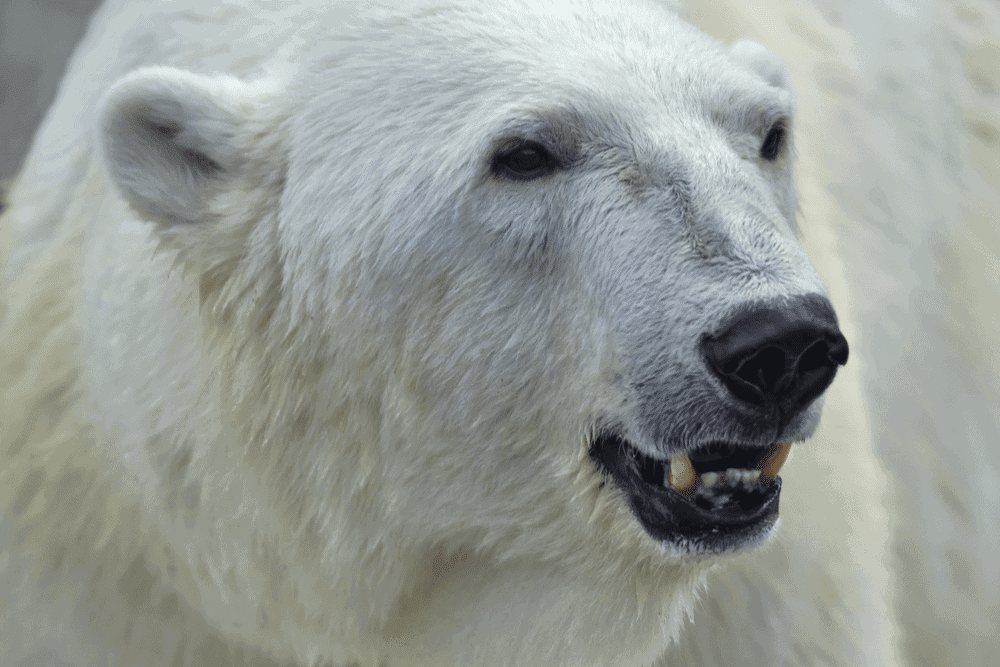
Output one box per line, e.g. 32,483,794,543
0,0,102,184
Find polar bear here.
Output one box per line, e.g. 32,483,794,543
0,0,898,665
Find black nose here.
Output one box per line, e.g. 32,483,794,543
701,295,849,422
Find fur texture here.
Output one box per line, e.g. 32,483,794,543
0,1,899,665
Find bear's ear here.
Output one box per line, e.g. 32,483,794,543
729,39,790,90
97,66,256,225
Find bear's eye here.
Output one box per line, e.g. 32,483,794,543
760,121,786,161
493,141,558,181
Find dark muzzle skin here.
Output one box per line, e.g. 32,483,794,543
589,430,783,550
589,294,849,554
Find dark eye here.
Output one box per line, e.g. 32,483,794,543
760,122,786,161
493,141,558,181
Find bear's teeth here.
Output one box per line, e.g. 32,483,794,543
676,443,792,497
724,468,755,485
759,441,792,483
699,468,762,490
667,452,697,495
722,468,764,485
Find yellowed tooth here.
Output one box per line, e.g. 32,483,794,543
669,452,697,496
758,441,792,484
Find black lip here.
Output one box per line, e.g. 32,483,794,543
589,432,781,553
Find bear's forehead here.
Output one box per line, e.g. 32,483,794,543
349,1,734,92
306,0,789,139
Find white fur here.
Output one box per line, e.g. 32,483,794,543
730,39,791,90
0,1,897,666
97,68,271,225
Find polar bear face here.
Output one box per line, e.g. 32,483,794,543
96,0,847,622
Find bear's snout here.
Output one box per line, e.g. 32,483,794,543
701,294,849,427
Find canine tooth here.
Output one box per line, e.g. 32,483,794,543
759,441,792,483
746,469,761,484
701,471,719,489
669,452,697,496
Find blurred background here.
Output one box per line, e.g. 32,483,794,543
2,0,997,664
0,0,101,185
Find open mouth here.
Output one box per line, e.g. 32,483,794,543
589,432,792,553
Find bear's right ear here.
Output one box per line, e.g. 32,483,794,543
97,67,258,225
729,39,790,90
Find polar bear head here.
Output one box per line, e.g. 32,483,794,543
94,0,847,636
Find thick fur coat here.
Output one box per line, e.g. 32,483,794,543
0,1,900,665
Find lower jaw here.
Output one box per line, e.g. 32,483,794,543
589,434,787,554
635,480,781,554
